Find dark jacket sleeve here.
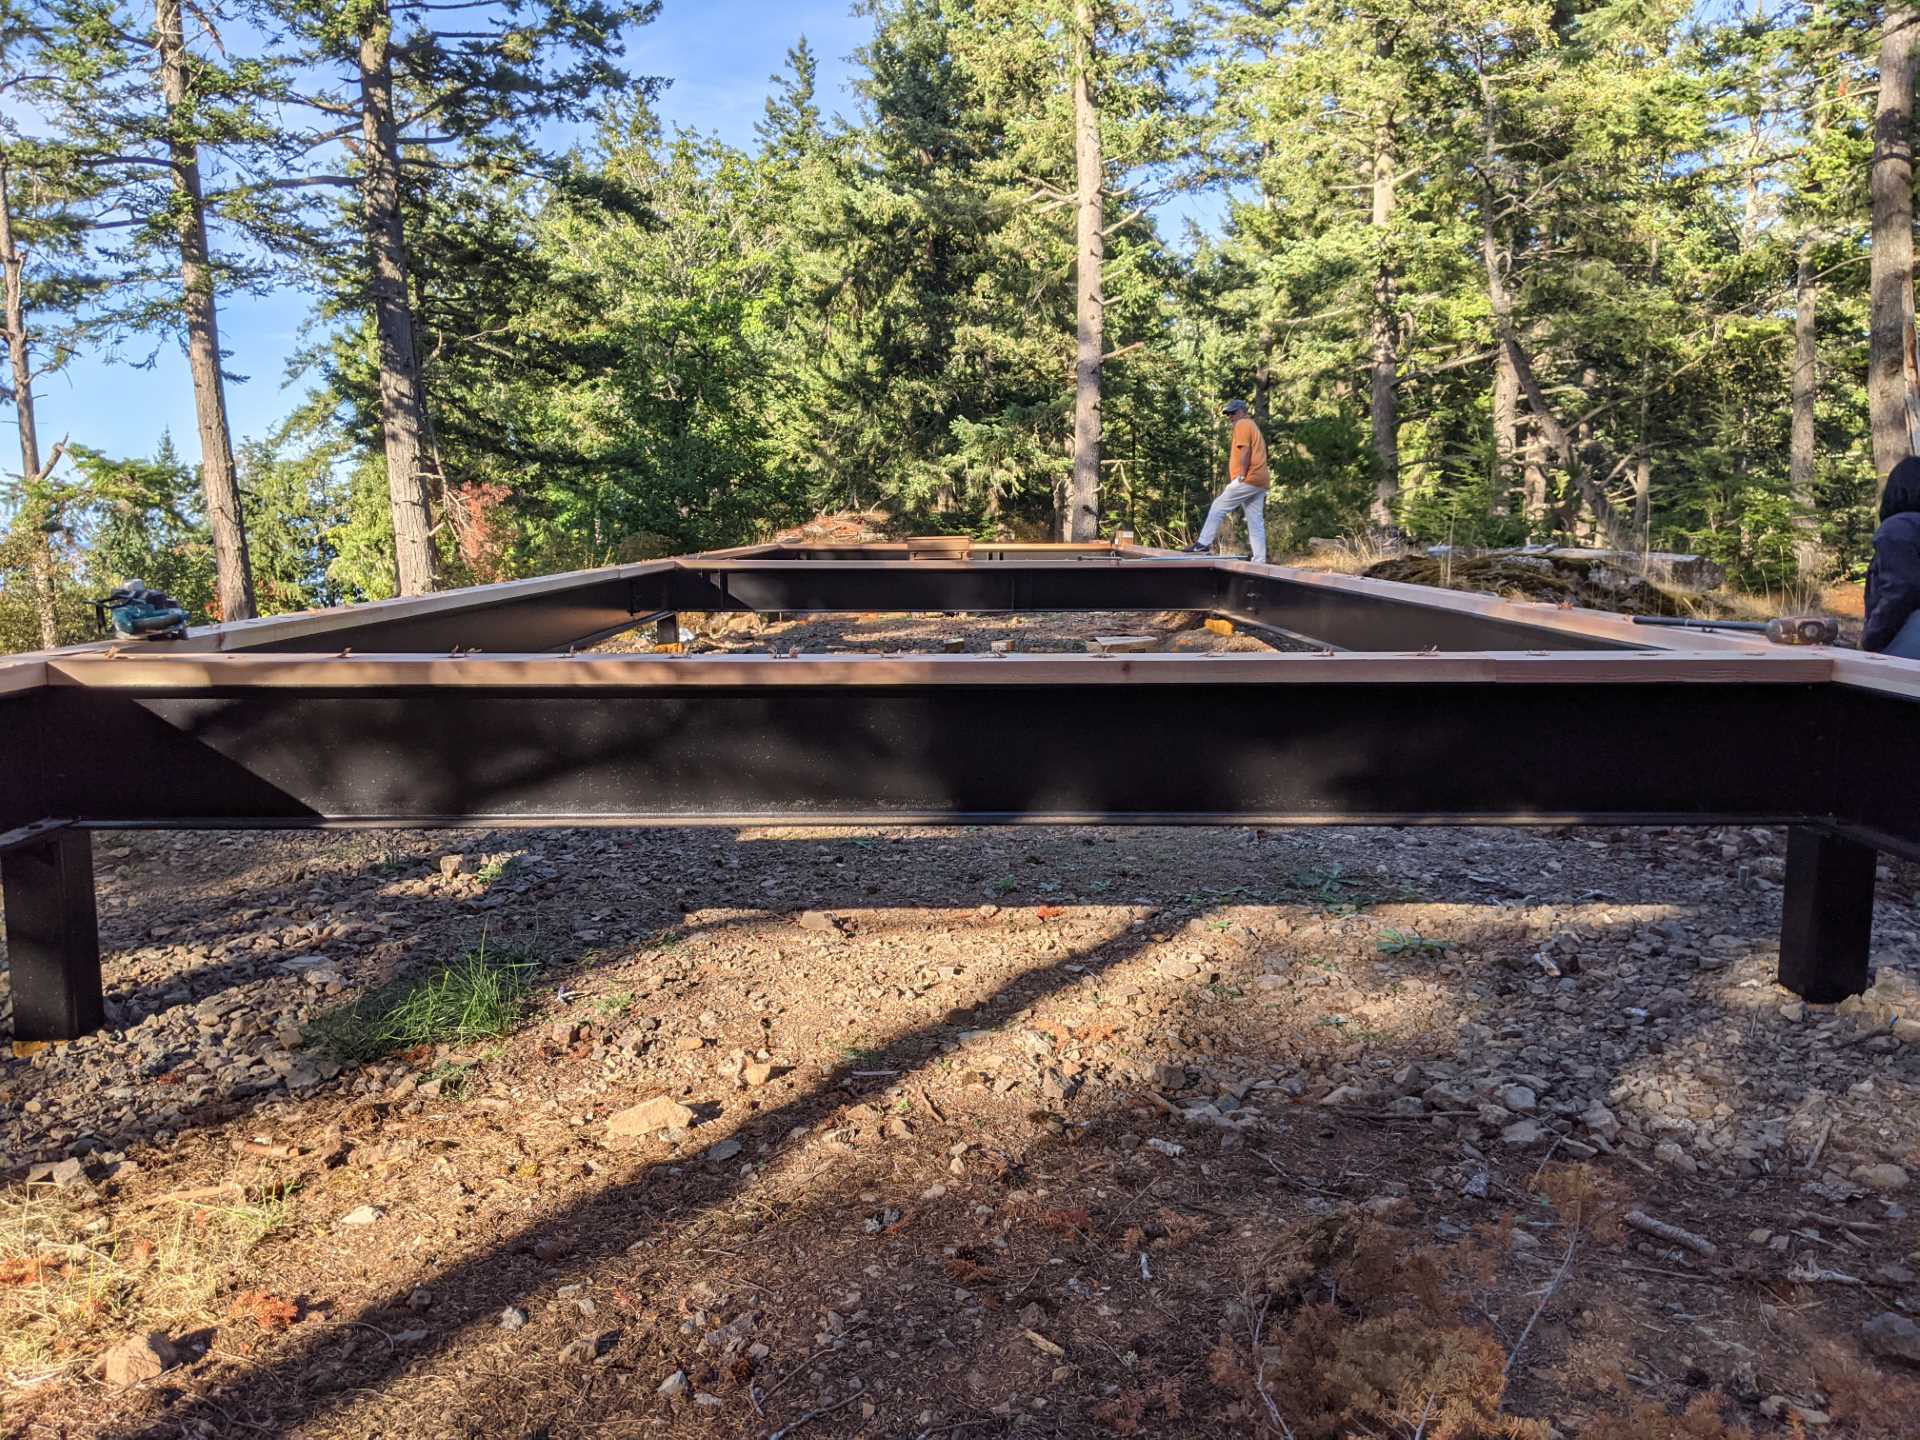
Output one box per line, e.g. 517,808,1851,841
1864,516,1920,652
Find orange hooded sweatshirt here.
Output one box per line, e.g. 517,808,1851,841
1230,415,1270,489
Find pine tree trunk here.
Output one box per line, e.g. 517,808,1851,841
155,0,255,623
1870,6,1920,485
359,2,437,595
1522,410,1550,524
1491,345,1518,514
1791,239,1819,525
1367,63,1398,530
1476,75,1635,554
1253,319,1273,432
0,157,57,651
1065,0,1102,543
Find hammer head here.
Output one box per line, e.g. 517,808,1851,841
1765,615,1840,646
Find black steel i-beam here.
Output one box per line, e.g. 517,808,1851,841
1,828,102,1041
21,671,1840,828
1,656,1890,1018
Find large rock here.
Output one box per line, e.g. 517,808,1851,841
1864,1312,1920,1366
1495,1084,1538,1115
1500,1119,1548,1147
1654,1141,1698,1175
1581,1103,1621,1142
1538,548,1725,591
607,1095,696,1138
1422,1081,1475,1109
103,1333,178,1387
1853,1163,1910,1194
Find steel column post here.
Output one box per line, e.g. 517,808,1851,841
654,615,680,648
1,829,103,1041
1778,825,1876,1003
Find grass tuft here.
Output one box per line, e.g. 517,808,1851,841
1377,928,1454,956
1280,864,1420,914
594,990,636,1020
311,947,536,1063
475,854,521,884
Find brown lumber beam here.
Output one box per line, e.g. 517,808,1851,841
43,650,1837,690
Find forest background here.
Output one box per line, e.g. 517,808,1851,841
2,0,1916,648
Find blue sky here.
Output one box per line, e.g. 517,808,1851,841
31,0,1221,469
36,2,873,466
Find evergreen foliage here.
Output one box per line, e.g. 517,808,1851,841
5,0,1917,643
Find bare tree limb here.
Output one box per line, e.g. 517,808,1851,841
1502,1229,1577,1391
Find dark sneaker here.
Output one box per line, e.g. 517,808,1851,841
1182,543,1211,554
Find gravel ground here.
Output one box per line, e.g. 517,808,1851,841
2,817,1919,1437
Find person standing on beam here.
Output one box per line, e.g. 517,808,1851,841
1865,456,1920,659
1186,398,1270,564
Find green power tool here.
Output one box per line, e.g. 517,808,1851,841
94,582,189,641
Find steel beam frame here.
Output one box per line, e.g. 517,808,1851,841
2,542,1912,1038
2,828,101,1042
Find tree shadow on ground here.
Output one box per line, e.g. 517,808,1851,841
0,820,1778,1173
28,825,1909,1438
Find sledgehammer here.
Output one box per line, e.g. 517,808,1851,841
1631,614,1840,645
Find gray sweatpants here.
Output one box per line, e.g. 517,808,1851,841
1197,481,1267,564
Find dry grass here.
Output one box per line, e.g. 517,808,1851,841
1292,531,1413,575
1577,1393,1758,1439
1290,535,1870,636
0,1183,290,1384
1682,573,1833,623
1808,1336,1920,1431
1194,1211,1551,1439
1195,1167,1650,1437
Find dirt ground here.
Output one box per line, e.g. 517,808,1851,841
4,612,1920,1438
2,813,1920,1438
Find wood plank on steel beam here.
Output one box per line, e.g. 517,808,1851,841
42,649,1839,690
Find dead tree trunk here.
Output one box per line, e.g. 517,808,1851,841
1065,0,1102,543
1870,6,1920,485
155,0,255,622
1492,337,1519,514
359,1,437,595
1367,90,1399,530
1522,425,1549,525
1791,240,1820,525
0,157,58,650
